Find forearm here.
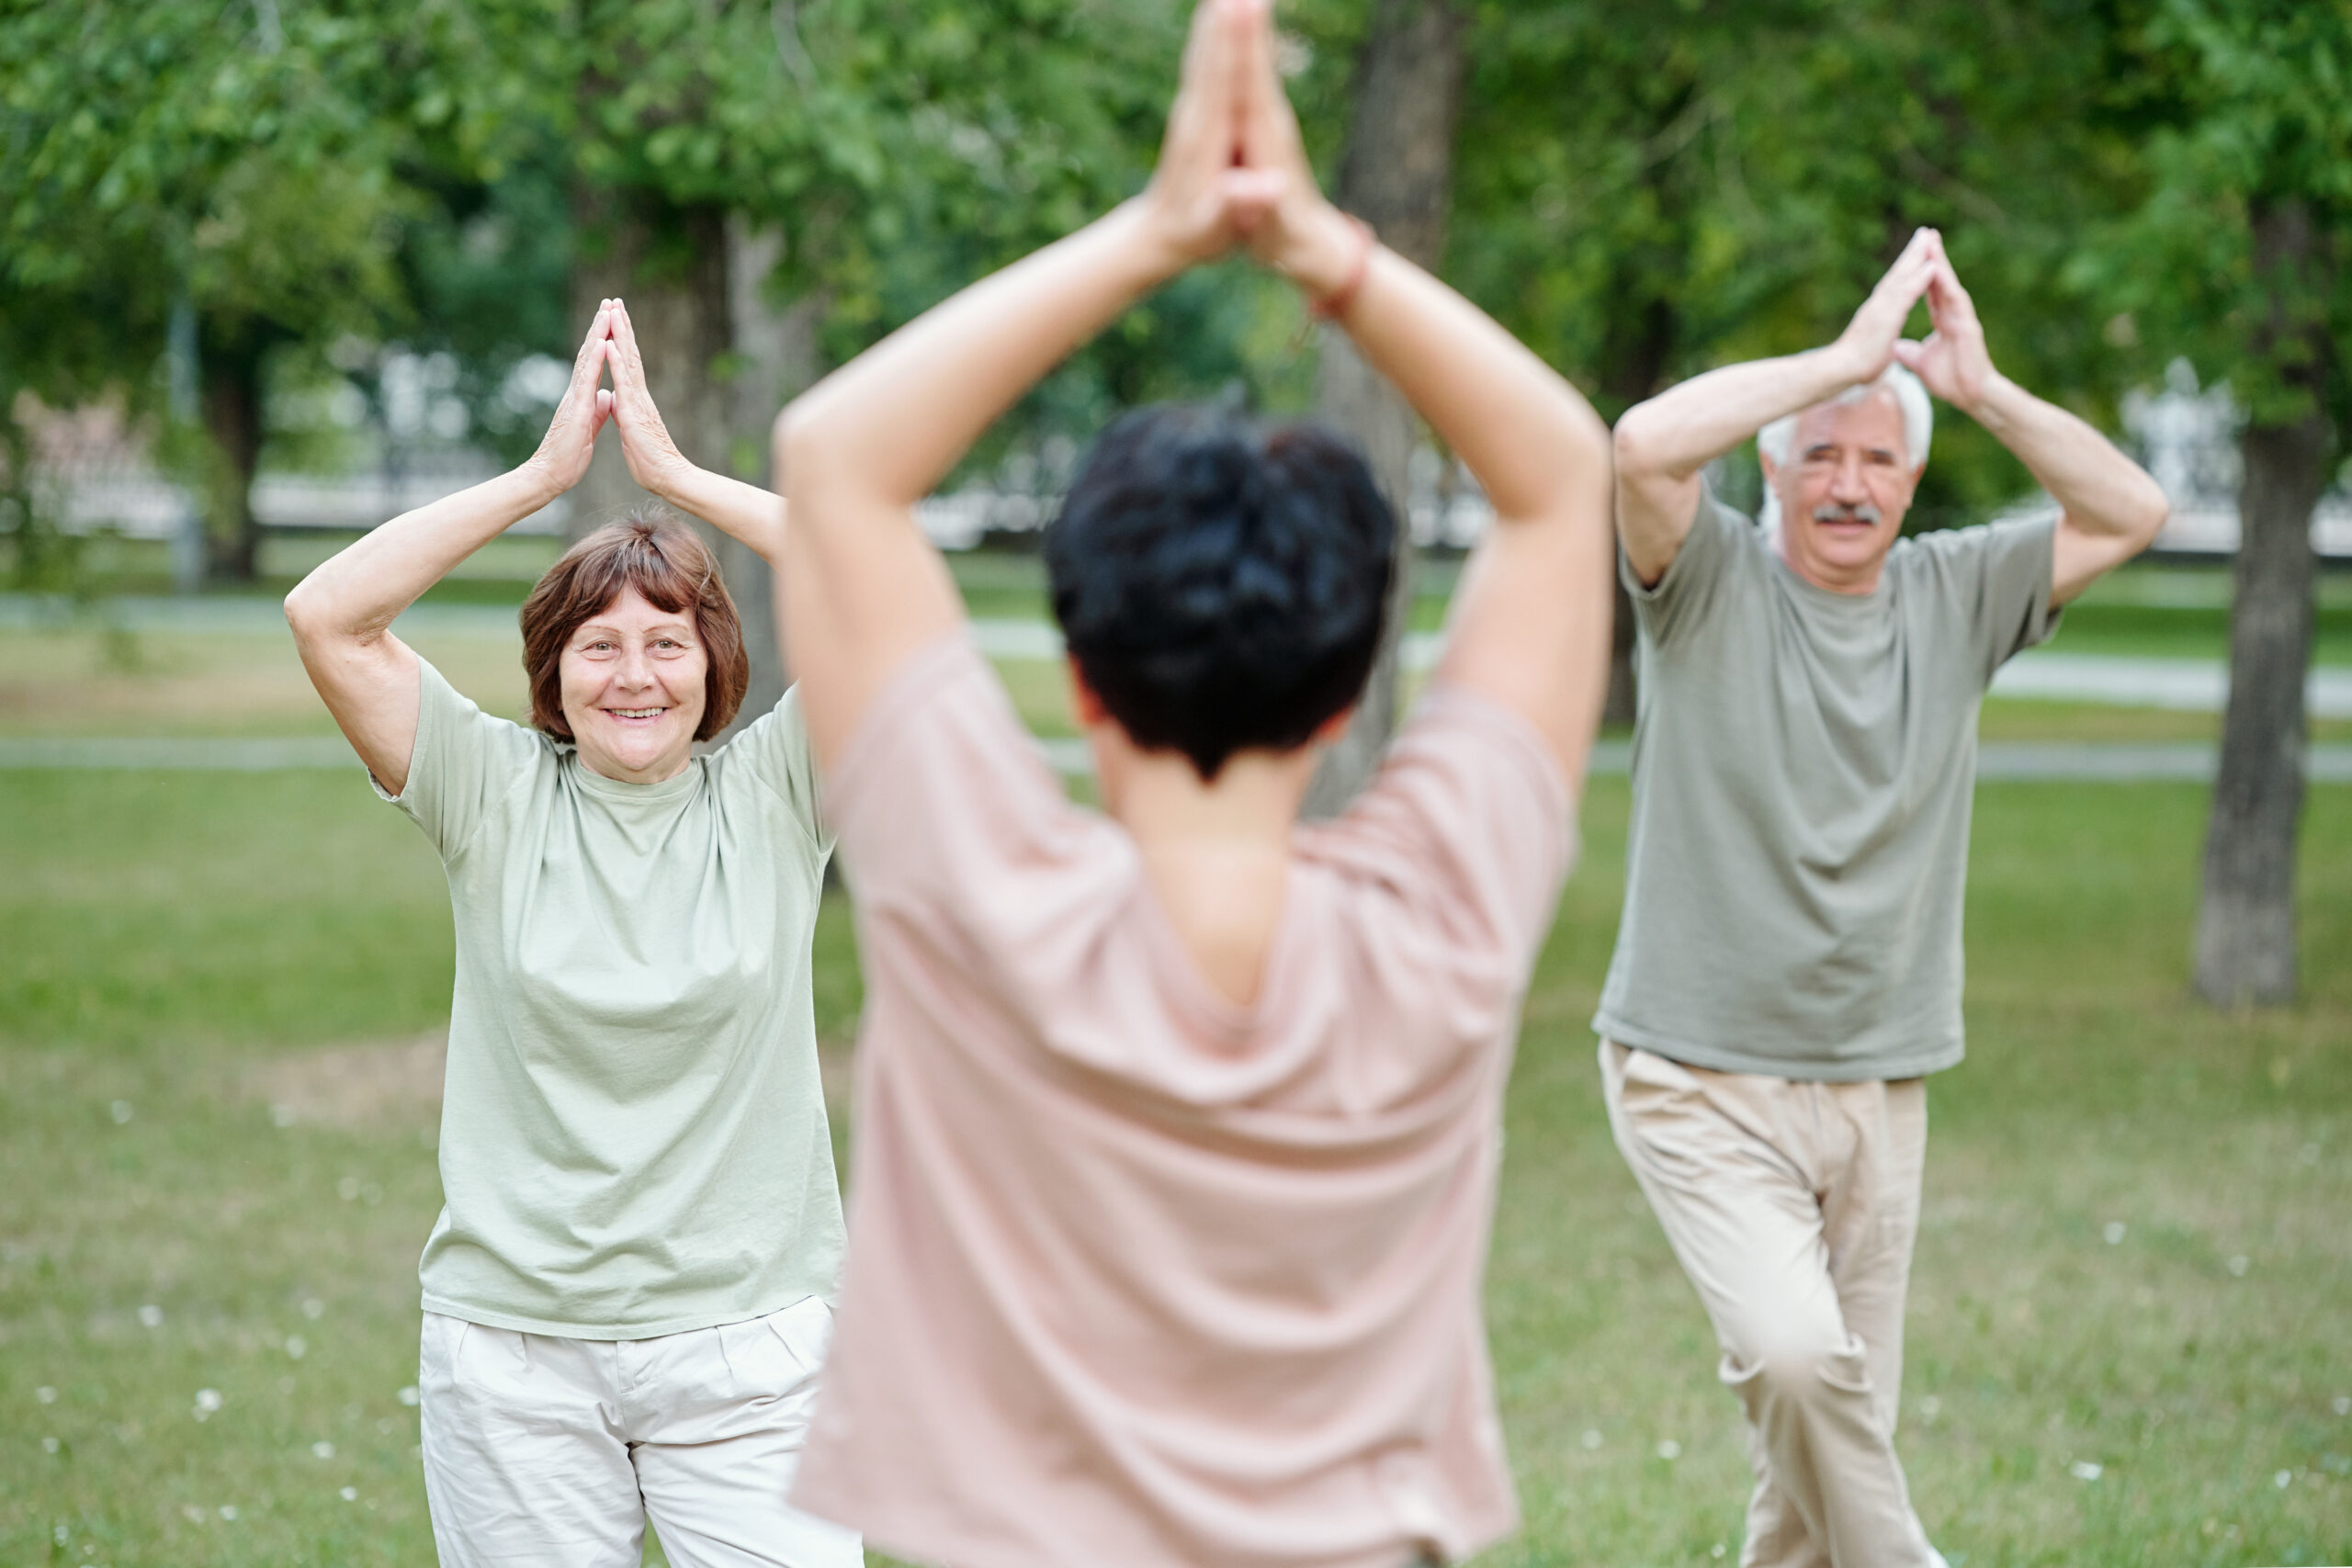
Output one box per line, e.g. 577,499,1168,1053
286,465,560,642
1614,345,1867,479
1326,243,1610,522
1968,374,2167,539
653,463,788,564
781,203,1182,505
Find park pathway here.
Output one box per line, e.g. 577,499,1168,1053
4,599,2348,782
5,733,2348,784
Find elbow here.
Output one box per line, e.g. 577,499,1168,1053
773,398,836,505
2135,481,2171,547
1611,409,1663,481
282,579,322,644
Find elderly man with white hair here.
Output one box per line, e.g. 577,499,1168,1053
1595,227,2167,1568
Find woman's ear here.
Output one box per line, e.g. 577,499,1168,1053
1311,705,1355,745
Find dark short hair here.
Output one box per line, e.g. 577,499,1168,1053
520,512,748,743
1046,404,1395,781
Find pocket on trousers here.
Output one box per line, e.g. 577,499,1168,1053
761,1295,834,1388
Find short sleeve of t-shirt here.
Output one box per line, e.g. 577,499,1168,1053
376,658,546,860
1621,486,1752,649
824,634,1081,927
1910,515,2063,682
714,685,833,855
1315,684,1576,977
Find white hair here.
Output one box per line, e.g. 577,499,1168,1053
1756,365,1932,530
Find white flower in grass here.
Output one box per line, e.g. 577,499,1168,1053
397,1385,421,1407
340,1487,358,1502
312,1439,335,1460
1579,1428,1602,1450
2333,1395,2349,1417
35,1386,57,1404
181,1506,205,1525
337,1177,361,1201
1920,1395,1942,1421
2102,1222,2126,1246
2227,1255,2250,1277
138,1304,163,1329
192,1389,222,1422
1711,1545,1727,1560
109,1100,134,1124
1656,1438,1681,1461
2070,1461,2102,1481
300,1297,324,1320
285,1336,306,1360
270,1104,298,1129
42,1436,59,1453
2275,1470,2293,1490
218,1506,237,1521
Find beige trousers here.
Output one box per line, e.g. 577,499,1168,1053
1600,1041,1937,1568
419,1296,863,1568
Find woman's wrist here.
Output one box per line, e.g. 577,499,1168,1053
513,456,573,512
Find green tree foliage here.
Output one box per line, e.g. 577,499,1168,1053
1446,0,2147,525
0,0,426,580
2076,0,2351,1005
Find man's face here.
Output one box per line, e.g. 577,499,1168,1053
1762,390,1921,592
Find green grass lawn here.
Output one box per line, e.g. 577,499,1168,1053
3,759,2346,1567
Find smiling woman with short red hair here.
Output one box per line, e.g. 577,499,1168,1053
284,300,860,1568
520,513,749,750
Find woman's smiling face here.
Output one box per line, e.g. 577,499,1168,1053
557,585,709,783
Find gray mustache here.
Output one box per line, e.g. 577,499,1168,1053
1811,503,1883,526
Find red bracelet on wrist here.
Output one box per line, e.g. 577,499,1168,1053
1310,216,1379,321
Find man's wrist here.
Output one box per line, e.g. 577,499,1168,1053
1812,338,1880,391
1278,205,1367,300
1962,368,2016,425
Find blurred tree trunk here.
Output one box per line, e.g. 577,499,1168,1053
720,217,826,725
568,189,731,536
2193,199,2332,1008
198,324,268,583
1303,0,1468,818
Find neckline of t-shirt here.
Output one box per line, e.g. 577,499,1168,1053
560,749,706,805
1125,851,1308,1043
1766,538,1905,613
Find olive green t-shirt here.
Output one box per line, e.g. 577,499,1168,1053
382,660,842,1337
1592,491,2060,1080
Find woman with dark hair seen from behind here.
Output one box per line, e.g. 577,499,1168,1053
284,301,859,1568
770,2,1617,1563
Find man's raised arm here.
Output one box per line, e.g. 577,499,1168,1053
1893,258,2169,607
1611,229,1941,586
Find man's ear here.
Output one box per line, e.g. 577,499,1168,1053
1066,657,1111,728
1758,452,1779,491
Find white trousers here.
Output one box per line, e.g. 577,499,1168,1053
419,1296,864,1568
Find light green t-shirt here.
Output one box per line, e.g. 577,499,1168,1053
1593,491,2060,1081
382,660,842,1338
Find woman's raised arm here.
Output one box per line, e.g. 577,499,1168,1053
285,303,615,794
774,0,1277,766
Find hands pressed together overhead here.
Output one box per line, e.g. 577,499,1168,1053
1834,226,1999,412
1136,0,1367,304
524,298,693,498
